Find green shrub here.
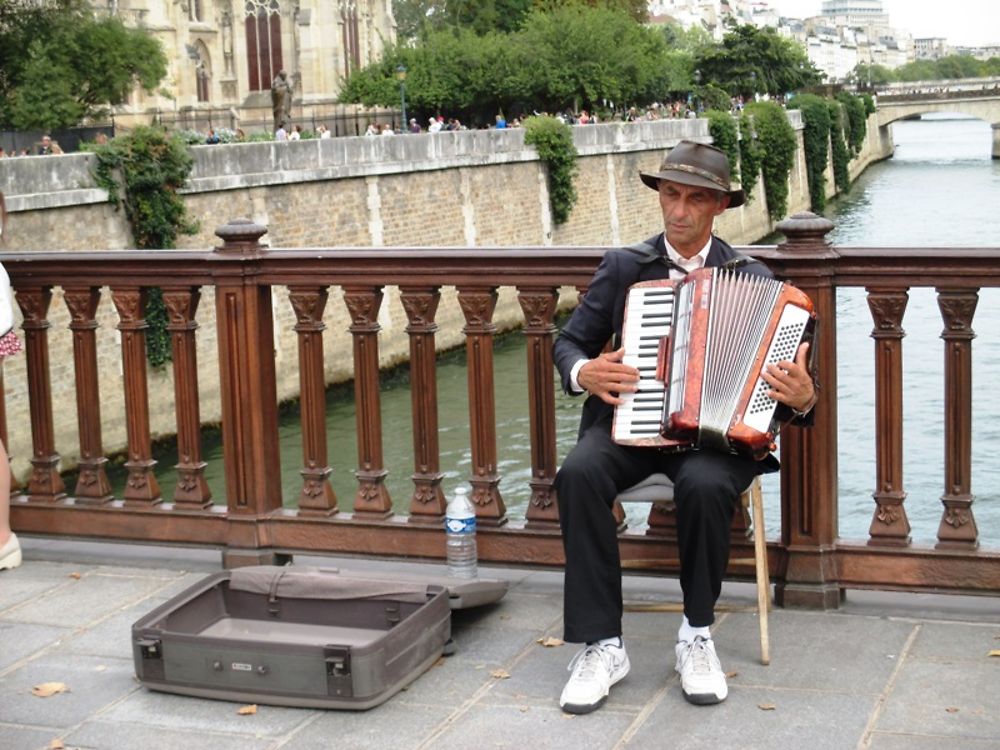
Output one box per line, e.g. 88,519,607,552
744,100,796,221
861,92,875,115
524,115,578,225
92,126,197,367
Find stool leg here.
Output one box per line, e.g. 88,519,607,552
750,480,770,665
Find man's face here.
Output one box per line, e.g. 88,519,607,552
657,180,729,257
42,136,51,147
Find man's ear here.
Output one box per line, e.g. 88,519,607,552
716,194,731,215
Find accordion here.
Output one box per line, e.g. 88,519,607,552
611,267,816,459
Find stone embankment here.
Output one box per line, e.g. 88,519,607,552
0,114,892,475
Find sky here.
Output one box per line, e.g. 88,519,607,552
763,0,999,47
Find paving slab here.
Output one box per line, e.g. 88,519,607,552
0,724,59,750
64,719,278,750
0,654,136,728
0,620,73,672
286,696,454,750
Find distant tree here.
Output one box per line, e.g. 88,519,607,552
849,62,893,88
694,23,821,99
0,0,166,131
344,5,675,123
392,0,646,40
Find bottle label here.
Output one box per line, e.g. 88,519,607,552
445,516,476,534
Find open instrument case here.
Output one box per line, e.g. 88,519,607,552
132,565,507,710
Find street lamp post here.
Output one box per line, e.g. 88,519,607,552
395,64,408,132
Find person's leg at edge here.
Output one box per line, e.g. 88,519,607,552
667,449,759,705
555,422,660,713
0,438,22,570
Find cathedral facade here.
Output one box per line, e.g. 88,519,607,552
106,0,396,132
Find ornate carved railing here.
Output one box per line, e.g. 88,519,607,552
5,214,1000,607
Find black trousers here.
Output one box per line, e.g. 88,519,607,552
555,418,759,644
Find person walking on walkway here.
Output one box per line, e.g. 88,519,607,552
0,192,24,571
552,140,817,714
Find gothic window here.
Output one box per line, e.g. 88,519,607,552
190,0,203,22
245,0,283,92
196,62,210,102
340,0,360,79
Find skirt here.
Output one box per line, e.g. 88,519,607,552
0,330,22,357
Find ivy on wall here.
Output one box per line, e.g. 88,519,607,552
788,93,831,213
828,101,851,195
737,111,763,207
524,116,579,225
706,109,763,207
91,126,197,367
836,91,868,154
744,100,796,221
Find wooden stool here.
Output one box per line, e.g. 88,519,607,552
617,474,771,665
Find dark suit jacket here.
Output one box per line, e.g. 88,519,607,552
554,232,808,470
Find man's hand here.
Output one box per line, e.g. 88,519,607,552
578,347,640,406
762,342,816,413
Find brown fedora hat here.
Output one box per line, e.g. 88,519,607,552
639,139,745,208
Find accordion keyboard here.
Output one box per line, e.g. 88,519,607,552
612,283,674,444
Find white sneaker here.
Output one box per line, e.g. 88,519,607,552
559,639,630,714
0,533,22,571
675,635,728,705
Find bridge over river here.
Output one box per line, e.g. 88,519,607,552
874,76,1000,157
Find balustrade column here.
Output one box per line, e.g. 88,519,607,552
770,213,840,609
344,286,392,519
111,288,162,507
936,289,979,548
213,220,284,566
400,286,445,524
866,288,911,545
64,287,111,504
518,286,560,528
457,286,507,526
17,288,65,502
289,286,337,516
163,287,212,509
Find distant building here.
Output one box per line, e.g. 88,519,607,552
95,0,396,131
820,0,888,30
913,37,948,60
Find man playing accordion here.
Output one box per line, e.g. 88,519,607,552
553,140,817,714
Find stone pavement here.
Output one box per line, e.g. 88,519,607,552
1,537,998,750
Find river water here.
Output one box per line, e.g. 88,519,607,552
99,114,1000,546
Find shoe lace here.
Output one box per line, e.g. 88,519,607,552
682,637,718,675
567,644,615,681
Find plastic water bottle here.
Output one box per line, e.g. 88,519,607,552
445,486,478,578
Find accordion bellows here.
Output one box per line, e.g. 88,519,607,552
612,268,817,459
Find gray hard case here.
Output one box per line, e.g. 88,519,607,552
132,565,491,710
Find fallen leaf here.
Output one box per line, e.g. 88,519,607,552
758,703,777,711
237,704,257,715
537,637,564,648
562,714,575,720
69,572,82,580
94,665,107,672
519,705,529,713
432,656,446,668
725,671,739,679
988,650,1000,658
49,740,65,749
490,669,511,680
31,682,68,698
945,707,960,714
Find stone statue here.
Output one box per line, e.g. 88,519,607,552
271,70,293,132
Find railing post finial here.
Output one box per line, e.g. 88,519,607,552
214,218,268,255
776,211,835,252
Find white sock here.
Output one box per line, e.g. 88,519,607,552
594,636,623,649
678,616,711,643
